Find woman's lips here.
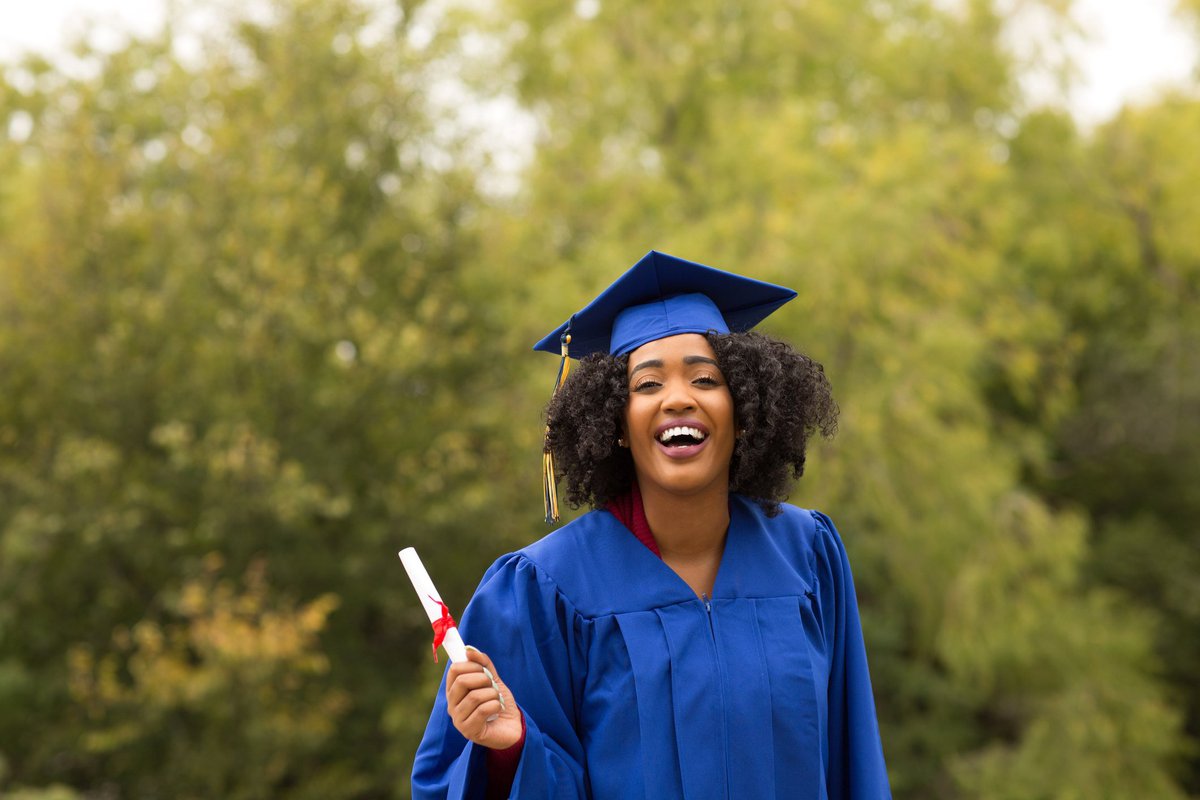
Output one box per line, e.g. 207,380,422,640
655,436,709,459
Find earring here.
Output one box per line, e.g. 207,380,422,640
617,437,628,448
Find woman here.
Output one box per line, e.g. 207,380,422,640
412,251,891,799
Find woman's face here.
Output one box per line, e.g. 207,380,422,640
622,333,735,500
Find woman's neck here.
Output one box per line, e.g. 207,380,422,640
637,480,730,596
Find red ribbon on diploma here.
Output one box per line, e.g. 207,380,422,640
429,596,457,662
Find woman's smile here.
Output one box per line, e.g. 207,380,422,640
654,419,710,458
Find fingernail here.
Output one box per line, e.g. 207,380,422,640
464,644,480,653
481,667,506,710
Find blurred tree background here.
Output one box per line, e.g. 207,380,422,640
0,0,1197,797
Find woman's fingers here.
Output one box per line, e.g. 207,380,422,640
462,646,510,716
463,697,506,728
446,668,494,705
450,684,505,721
447,683,507,738
446,648,506,711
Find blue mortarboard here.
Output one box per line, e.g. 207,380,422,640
534,250,797,358
536,250,797,524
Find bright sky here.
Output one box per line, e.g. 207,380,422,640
1063,0,1197,123
0,0,1196,125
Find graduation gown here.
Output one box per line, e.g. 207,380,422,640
411,496,891,799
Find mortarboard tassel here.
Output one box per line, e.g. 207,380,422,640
542,325,572,523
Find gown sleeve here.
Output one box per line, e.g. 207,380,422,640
411,553,588,800
812,511,892,800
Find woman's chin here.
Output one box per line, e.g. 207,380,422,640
636,463,730,499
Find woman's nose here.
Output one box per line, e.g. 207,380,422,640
661,378,697,412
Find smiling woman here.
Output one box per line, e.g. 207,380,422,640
412,251,890,800
548,328,838,519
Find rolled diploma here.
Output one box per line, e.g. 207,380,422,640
398,547,468,664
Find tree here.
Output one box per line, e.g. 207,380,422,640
0,0,527,794
1002,97,1200,794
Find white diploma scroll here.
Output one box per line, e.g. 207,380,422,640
399,547,468,664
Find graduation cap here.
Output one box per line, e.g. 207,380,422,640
536,250,797,523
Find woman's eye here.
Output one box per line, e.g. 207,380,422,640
633,380,661,392
694,375,720,386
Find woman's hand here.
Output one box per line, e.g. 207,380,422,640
445,646,523,750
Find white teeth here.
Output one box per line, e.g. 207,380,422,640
658,426,707,444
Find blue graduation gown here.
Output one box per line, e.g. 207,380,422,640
412,496,891,799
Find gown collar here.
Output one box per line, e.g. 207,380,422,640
593,490,810,605
546,495,812,615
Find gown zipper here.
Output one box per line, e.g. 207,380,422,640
701,592,732,798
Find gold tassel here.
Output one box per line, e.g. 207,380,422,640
542,328,572,524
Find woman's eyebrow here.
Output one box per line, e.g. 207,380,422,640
631,355,719,375
630,358,664,375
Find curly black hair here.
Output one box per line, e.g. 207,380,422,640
545,331,838,517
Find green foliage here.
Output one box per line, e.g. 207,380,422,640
0,0,1197,797
0,0,528,794
68,557,351,798
1,788,81,800
1003,97,1200,793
